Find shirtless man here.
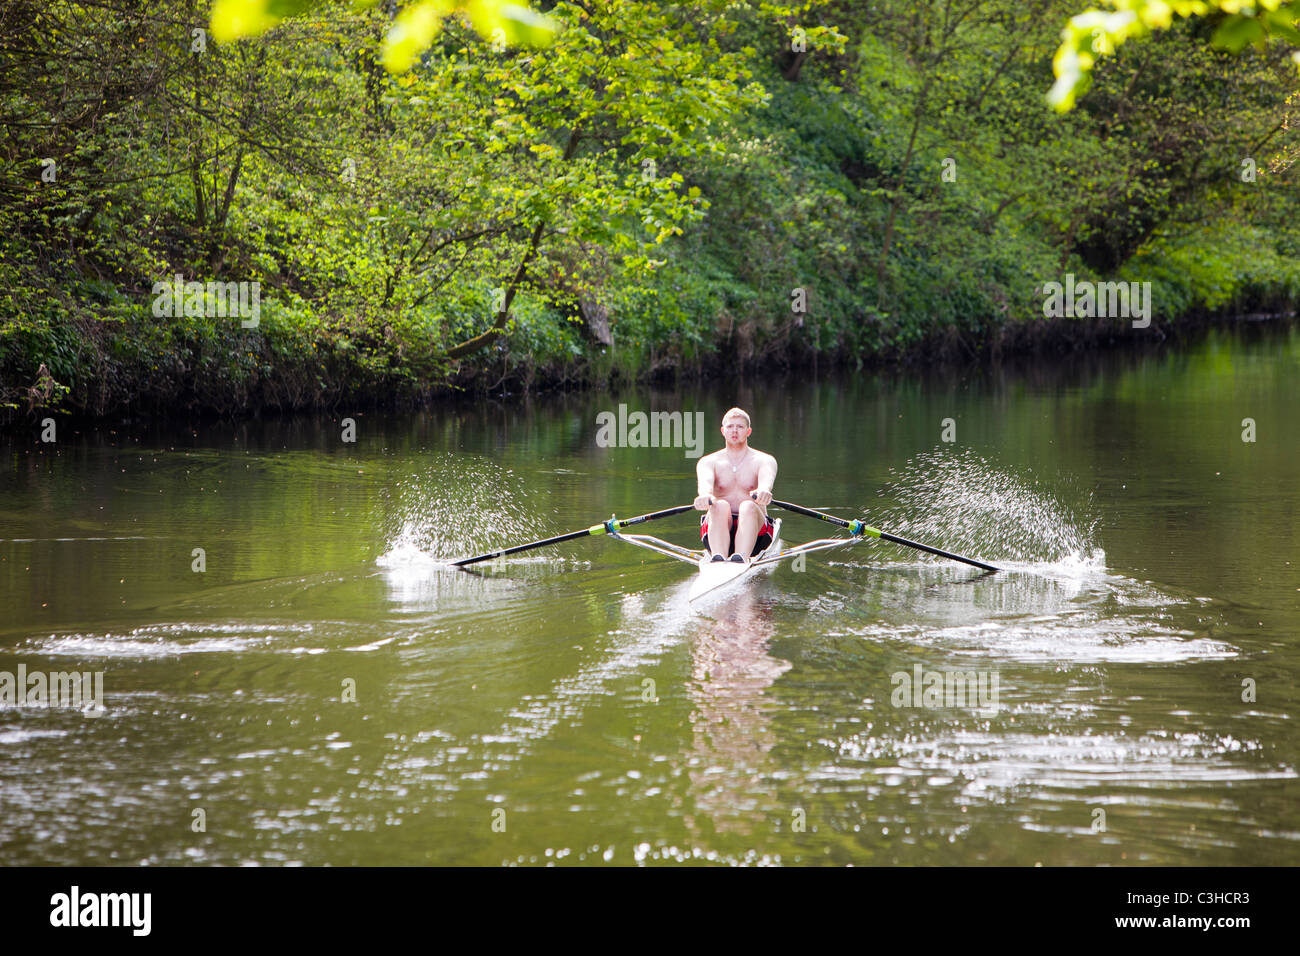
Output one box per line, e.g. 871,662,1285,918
693,408,778,563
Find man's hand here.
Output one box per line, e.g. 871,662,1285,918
693,494,714,511
751,489,773,507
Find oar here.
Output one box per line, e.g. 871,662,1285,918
769,499,999,572
451,504,695,567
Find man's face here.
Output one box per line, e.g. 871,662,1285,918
721,417,751,444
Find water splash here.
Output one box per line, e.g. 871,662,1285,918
875,449,1103,568
377,454,538,566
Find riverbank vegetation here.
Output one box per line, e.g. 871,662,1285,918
2,0,1298,423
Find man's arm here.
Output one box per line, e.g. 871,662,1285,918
694,455,715,510
752,453,777,507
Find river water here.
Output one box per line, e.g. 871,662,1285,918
1,325,1297,865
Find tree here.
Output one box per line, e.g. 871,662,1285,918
216,0,770,359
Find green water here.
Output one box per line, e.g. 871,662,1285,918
1,325,1297,865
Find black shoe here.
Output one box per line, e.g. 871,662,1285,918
709,554,725,563
728,554,746,563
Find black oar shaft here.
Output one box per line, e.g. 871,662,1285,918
616,504,696,528
769,499,998,573
451,504,694,567
451,527,594,566
878,531,998,572
769,498,852,529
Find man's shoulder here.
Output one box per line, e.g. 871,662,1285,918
697,449,722,465
752,447,778,464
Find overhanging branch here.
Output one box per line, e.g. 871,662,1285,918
443,127,581,361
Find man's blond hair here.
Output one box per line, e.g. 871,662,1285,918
722,407,751,427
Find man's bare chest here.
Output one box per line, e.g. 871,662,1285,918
711,455,761,492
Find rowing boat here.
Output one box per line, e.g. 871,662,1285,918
591,517,788,603
603,514,896,603
450,500,999,596
595,517,785,603
687,519,781,603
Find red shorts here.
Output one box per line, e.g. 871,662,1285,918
701,509,774,556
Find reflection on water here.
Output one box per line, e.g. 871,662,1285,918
685,588,790,837
1,324,1298,865
811,560,1240,664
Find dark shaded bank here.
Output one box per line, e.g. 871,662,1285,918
1,309,1292,434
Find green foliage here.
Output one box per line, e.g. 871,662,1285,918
211,0,558,70
1128,220,1300,316
1,0,1297,423
1051,0,1300,110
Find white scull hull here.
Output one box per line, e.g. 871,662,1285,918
687,518,782,604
